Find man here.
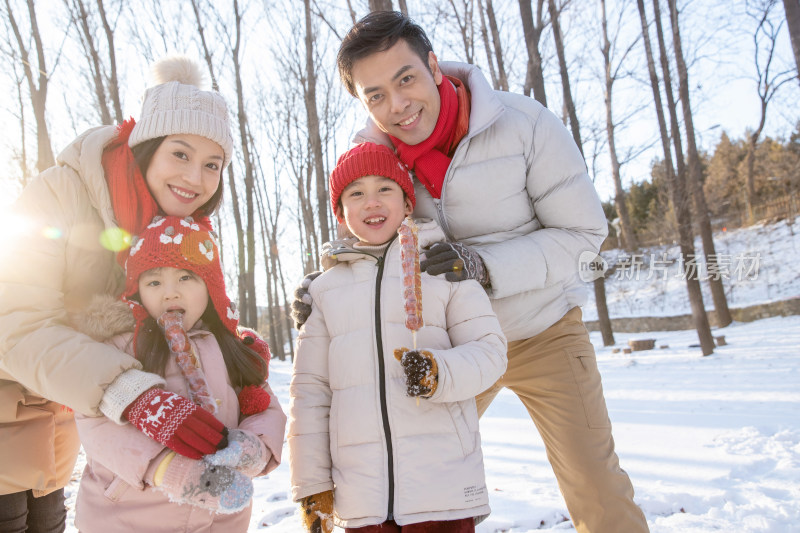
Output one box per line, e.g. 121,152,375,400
295,10,649,533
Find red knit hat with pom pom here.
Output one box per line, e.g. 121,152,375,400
122,215,239,345
329,143,416,222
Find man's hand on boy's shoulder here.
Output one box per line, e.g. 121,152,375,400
290,271,323,329
421,242,489,286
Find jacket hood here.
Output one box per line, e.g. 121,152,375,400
69,293,136,342
56,125,119,229
320,218,445,270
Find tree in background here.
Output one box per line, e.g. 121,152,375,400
784,0,800,85
64,0,123,125
4,0,55,172
638,0,714,355
599,0,639,251
477,0,508,90
743,0,795,224
518,0,548,103
548,0,615,346
666,0,732,326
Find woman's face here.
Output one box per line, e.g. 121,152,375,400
145,134,224,217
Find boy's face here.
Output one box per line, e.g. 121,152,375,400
351,39,443,146
138,267,210,330
337,175,413,246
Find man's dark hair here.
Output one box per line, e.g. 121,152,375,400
337,10,433,97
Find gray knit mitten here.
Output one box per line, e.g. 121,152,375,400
205,429,268,478
421,242,489,286
290,271,322,329
157,454,253,514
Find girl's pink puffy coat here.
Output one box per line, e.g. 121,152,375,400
74,300,286,533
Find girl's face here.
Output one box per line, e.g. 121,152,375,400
145,134,224,217
337,175,413,246
138,267,209,330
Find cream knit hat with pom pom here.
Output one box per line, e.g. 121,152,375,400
129,56,234,166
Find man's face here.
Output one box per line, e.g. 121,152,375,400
351,39,443,146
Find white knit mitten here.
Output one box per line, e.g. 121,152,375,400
156,453,253,514
205,429,268,477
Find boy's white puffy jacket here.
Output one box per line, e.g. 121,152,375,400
288,220,507,528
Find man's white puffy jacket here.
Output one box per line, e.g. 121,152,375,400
356,62,609,341
288,221,507,528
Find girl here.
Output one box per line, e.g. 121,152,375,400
0,56,234,529
74,215,286,532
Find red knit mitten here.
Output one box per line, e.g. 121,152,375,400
125,388,227,459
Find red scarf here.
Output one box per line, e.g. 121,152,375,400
101,118,159,265
390,76,471,199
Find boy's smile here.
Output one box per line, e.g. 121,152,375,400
338,175,413,246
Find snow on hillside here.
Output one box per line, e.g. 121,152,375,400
583,216,800,321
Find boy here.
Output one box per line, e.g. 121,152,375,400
288,143,507,533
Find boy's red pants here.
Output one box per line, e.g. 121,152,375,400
345,517,474,532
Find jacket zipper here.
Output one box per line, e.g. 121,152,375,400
373,242,395,520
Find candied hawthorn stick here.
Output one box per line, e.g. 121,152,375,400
398,217,423,348
158,311,217,414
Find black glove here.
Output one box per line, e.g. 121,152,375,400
393,348,438,397
420,242,489,286
290,271,322,329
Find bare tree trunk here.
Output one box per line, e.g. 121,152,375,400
69,0,112,124
190,0,219,89
784,0,800,85
304,0,331,243
345,0,358,24
369,0,393,12
518,0,548,104
6,0,55,171
232,0,257,327
484,0,508,91
666,0,732,326
227,165,248,318
600,0,637,251
448,0,475,64
96,0,122,122
397,0,408,16
637,0,714,355
547,0,614,346
477,0,500,88
255,181,285,360
744,1,794,223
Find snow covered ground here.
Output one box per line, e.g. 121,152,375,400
62,219,800,532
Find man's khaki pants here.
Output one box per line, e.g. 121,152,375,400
476,307,649,533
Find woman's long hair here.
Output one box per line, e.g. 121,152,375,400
134,298,267,389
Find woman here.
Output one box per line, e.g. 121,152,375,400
0,56,235,532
